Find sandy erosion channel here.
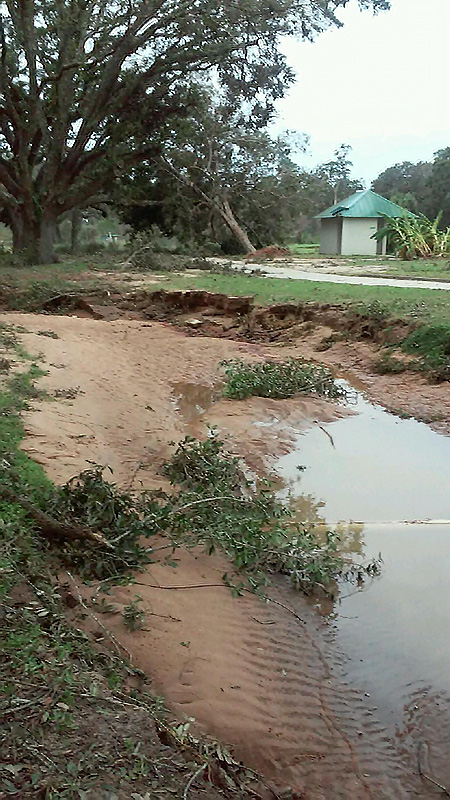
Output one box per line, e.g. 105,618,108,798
2,311,442,798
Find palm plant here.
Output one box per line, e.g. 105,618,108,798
375,212,450,260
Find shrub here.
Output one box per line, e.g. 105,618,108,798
375,212,450,260
402,324,450,381
221,358,346,401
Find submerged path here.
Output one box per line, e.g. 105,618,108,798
236,263,450,290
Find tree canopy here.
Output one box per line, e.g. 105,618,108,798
0,0,390,262
117,124,350,255
373,150,450,227
314,144,363,205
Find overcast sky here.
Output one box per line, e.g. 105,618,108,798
275,0,450,186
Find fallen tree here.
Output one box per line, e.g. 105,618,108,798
0,0,390,263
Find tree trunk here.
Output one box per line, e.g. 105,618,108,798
11,214,39,261
10,209,58,264
71,208,82,254
37,214,58,264
218,198,256,254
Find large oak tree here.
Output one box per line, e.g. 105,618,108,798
0,0,390,263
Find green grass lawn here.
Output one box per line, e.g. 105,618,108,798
2,252,450,326
288,243,320,255
1,254,450,379
156,271,450,327
376,258,450,281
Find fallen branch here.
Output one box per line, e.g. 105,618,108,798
67,572,133,663
132,580,306,624
0,486,111,547
316,423,336,449
183,762,207,800
133,581,225,591
419,772,450,795
256,593,306,625
175,495,250,513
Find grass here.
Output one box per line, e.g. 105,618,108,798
373,352,409,375
2,251,450,322
379,258,450,281
402,325,450,381
150,271,450,326
288,243,320,255
3,252,450,381
152,272,450,380
222,358,346,401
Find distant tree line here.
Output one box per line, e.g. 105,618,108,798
372,148,450,227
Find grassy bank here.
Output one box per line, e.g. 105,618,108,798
2,253,450,324
158,271,450,324
2,254,450,380
157,273,450,380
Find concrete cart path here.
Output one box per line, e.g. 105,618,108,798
237,263,450,291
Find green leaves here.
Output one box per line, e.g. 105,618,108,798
375,212,450,260
163,431,344,593
43,465,165,579
221,357,346,401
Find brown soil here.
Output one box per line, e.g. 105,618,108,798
246,246,291,261
9,287,450,435
2,300,448,798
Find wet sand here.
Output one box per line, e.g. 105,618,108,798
2,312,449,797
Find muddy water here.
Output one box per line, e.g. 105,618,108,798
276,388,450,523
170,377,450,790
171,381,219,436
274,385,450,734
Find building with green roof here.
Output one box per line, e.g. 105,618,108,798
316,189,413,256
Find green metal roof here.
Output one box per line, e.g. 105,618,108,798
316,189,415,219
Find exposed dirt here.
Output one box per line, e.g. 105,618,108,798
8,287,449,435
7,313,349,488
2,302,449,798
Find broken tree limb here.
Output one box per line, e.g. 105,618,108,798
0,486,111,547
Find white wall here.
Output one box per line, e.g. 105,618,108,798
341,218,378,256
320,219,340,255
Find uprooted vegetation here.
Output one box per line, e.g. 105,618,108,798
221,358,347,401
1,324,380,798
0,328,264,799
161,433,360,594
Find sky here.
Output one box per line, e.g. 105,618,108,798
274,0,450,186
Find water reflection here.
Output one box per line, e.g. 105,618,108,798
274,384,450,734
172,382,219,434
275,388,450,524
335,522,450,727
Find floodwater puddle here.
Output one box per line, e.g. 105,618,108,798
275,386,450,524
273,383,450,730
172,375,450,743
171,381,218,434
